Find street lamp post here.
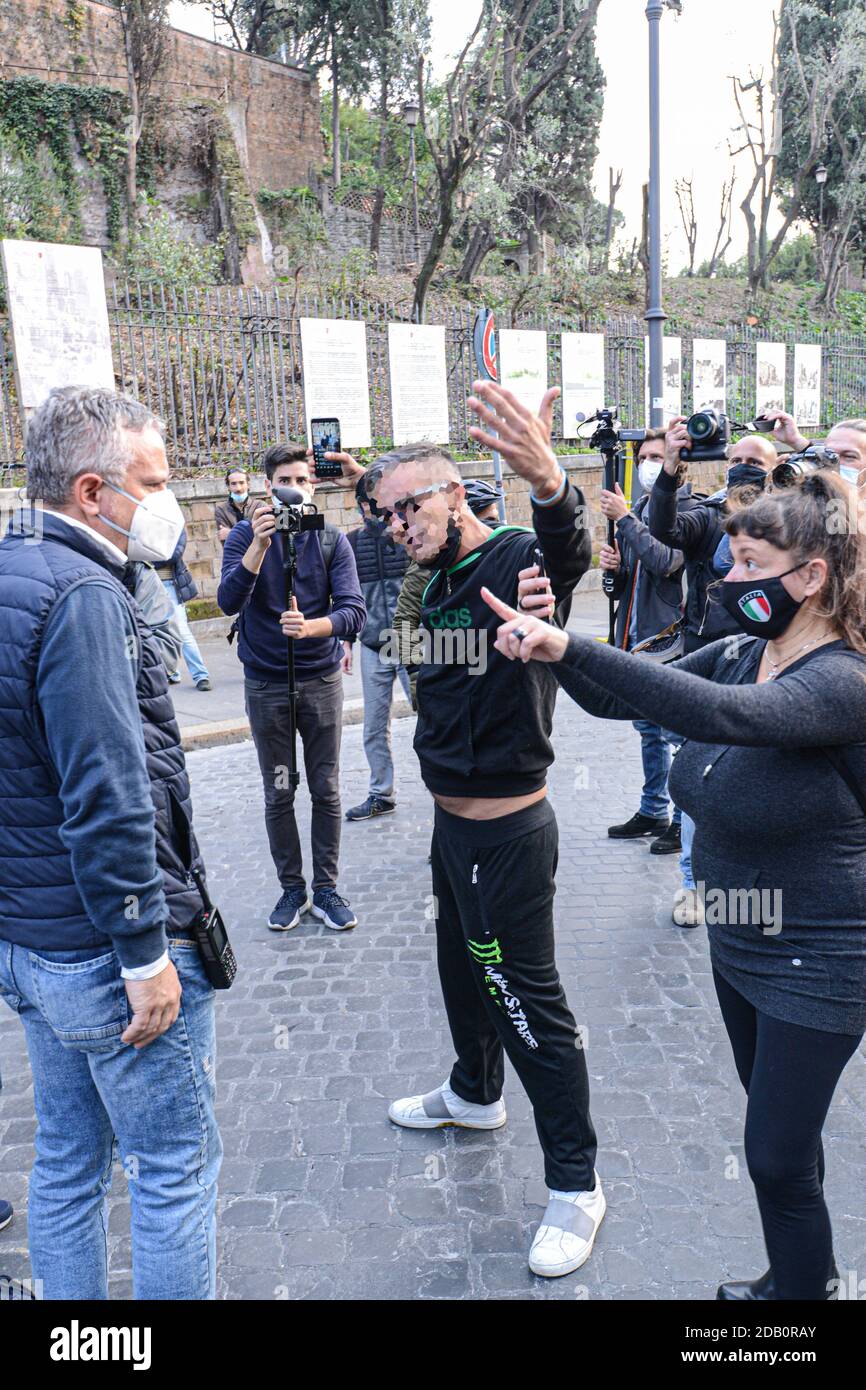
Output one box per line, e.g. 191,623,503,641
646,1,681,429
816,164,828,274
402,100,422,278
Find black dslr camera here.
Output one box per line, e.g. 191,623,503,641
272,486,325,535
680,410,731,463
771,445,839,488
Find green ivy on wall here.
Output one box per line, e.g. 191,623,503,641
0,77,158,246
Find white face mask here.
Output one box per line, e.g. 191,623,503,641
99,483,185,563
638,460,663,492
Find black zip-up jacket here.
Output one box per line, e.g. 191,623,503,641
414,480,591,797
646,468,738,652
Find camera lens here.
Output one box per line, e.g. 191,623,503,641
687,411,717,441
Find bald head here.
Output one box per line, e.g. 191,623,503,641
727,434,777,472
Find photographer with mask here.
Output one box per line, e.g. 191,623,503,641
484,470,866,1302
596,429,689,856
371,383,604,1281
218,444,366,933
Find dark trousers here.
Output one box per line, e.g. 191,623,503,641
431,798,597,1192
713,968,862,1300
245,671,343,893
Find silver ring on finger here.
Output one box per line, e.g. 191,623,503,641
513,627,528,643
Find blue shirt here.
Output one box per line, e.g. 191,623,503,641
218,521,366,682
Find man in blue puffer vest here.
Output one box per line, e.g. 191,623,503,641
0,387,222,1301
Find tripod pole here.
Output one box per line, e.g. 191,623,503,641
600,444,622,646
281,529,301,791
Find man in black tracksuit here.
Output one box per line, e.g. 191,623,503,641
370,381,604,1279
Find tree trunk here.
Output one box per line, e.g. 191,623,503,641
369,79,391,263
458,223,496,284
413,172,455,322
122,17,139,229
331,24,341,187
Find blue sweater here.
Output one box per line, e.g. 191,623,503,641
218,521,366,682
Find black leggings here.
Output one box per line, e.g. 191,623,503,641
713,968,862,1300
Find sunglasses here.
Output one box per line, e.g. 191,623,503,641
375,481,456,524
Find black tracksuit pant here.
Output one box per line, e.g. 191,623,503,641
431,798,597,1192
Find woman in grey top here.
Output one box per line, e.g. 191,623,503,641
482,471,866,1302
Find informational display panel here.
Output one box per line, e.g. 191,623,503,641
692,338,727,414
561,332,605,436
497,329,548,415
645,336,682,422
755,341,787,417
300,317,372,449
387,323,450,445
794,343,822,429
1,239,114,415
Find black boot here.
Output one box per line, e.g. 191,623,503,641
717,1269,775,1301
717,1263,840,1301
607,811,670,839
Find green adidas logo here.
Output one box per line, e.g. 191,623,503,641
468,937,503,965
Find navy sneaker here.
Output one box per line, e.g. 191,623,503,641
0,1199,13,1232
346,795,396,821
267,887,310,932
311,888,357,932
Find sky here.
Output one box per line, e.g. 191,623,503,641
169,0,781,271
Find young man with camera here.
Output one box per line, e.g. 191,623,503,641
218,444,366,933
369,383,604,1279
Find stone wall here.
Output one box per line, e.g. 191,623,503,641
0,0,322,277
318,185,434,273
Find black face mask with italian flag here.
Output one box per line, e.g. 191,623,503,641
718,564,806,639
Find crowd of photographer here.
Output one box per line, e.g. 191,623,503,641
0,377,864,1302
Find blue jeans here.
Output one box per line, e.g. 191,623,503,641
632,720,677,821
662,730,695,891
360,643,412,799
0,937,221,1300
162,580,209,684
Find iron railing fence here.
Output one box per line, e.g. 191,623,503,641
1,279,864,475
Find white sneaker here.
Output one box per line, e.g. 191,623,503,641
529,1174,606,1278
672,886,705,928
388,1081,507,1131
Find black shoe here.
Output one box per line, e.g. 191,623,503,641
0,1199,12,1232
607,812,670,839
717,1264,840,1301
650,821,682,855
345,795,396,821
196,678,212,691
717,1269,775,1301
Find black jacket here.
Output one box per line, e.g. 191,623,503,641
346,520,408,650
646,470,737,651
608,489,689,649
414,483,591,798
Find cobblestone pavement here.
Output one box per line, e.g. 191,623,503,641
1,693,865,1302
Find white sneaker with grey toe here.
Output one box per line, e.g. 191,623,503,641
388,1080,507,1130
529,1174,606,1277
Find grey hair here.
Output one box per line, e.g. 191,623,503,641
25,386,165,506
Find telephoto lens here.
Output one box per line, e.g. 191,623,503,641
771,445,839,488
